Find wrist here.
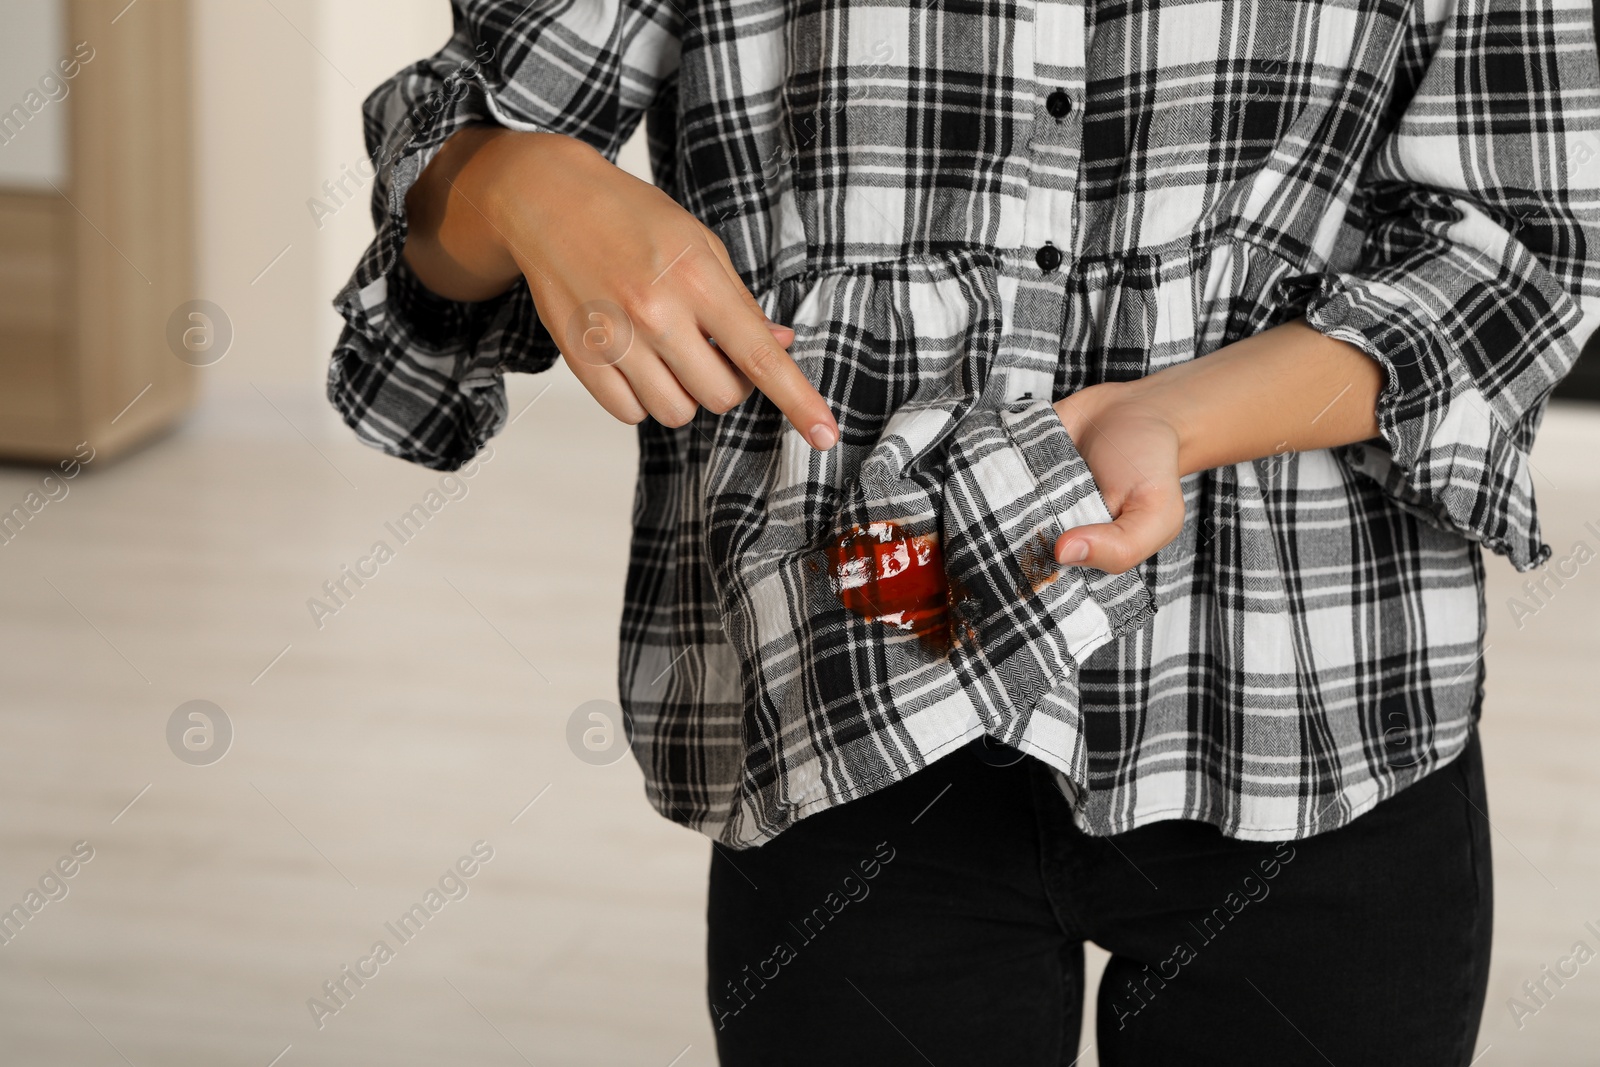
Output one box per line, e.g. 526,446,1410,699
403,127,601,302
471,129,602,259
1117,371,1204,475
1056,377,1199,473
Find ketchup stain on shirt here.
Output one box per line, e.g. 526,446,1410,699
824,521,952,653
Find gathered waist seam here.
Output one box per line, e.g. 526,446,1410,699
757,226,1325,301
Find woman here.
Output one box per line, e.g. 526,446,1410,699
328,1,1600,1062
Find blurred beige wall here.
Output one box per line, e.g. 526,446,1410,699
189,0,652,426
191,0,450,416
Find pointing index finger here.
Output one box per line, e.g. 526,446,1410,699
701,305,838,450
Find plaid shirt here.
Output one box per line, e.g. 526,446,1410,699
329,0,1600,848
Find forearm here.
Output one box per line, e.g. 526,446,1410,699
1048,319,1384,571
1064,319,1383,477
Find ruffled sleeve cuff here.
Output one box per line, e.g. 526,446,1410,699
1293,270,1552,571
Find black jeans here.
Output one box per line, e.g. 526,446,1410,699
707,731,1493,1066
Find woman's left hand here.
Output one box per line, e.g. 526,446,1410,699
1050,381,1187,575
1046,319,1384,576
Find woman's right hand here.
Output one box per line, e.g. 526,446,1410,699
401,126,840,450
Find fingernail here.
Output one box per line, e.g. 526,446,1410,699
1058,539,1089,564
809,423,838,450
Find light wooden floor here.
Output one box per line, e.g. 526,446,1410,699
1,372,1597,1065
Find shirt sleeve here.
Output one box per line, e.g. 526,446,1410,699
327,0,683,471
1292,0,1600,571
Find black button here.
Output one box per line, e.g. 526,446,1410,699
1045,89,1072,119
1035,242,1063,273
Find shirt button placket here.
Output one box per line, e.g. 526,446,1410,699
1030,81,1078,273
1024,1,1085,274
1002,0,1086,404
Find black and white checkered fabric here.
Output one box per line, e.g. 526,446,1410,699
329,0,1600,848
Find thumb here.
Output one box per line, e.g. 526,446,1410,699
1054,497,1181,575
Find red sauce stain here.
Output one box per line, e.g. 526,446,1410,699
824,521,950,652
